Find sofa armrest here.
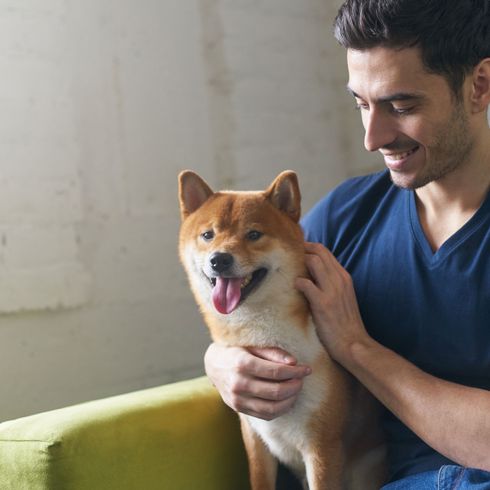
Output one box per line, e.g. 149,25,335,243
0,376,250,490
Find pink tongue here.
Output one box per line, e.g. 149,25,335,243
212,277,242,314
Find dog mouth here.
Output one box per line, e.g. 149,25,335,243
207,268,268,315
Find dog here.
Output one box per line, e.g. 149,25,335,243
178,170,385,490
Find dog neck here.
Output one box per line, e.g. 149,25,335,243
203,290,312,348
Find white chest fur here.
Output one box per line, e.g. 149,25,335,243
245,368,328,476
220,309,332,476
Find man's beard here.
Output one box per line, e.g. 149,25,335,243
390,102,474,190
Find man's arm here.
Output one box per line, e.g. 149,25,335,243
295,241,490,471
345,337,490,470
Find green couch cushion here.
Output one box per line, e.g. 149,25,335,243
0,376,249,490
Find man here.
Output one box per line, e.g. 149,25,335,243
204,0,490,487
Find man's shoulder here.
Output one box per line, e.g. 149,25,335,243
304,170,393,221
329,169,392,202
301,169,400,246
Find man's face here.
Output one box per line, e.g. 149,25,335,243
347,46,474,190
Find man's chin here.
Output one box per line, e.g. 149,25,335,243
388,170,429,191
389,170,414,190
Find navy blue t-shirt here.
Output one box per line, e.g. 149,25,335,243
301,170,490,481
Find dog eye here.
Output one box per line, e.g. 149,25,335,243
201,230,215,241
246,230,263,241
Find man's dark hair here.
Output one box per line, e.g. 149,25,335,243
334,0,490,96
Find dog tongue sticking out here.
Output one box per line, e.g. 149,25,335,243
212,277,242,314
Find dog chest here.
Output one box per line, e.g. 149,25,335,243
244,365,329,471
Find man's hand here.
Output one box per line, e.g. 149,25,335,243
295,241,370,362
204,343,311,420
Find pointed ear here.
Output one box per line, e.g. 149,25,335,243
178,171,214,220
265,171,301,222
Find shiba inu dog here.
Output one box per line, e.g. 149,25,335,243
178,170,385,490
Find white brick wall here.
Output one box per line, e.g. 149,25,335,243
201,0,353,209
0,2,90,313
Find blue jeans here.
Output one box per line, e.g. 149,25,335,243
382,466,490,489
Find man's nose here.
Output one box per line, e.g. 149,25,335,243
363,109,397,152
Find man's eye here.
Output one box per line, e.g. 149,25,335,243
246,230,263,241
392,106,413,115
201,230,215,241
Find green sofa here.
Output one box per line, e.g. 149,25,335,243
0,376,250,490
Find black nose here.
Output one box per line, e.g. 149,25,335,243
210,253,234,273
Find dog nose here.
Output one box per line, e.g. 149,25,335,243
210,252,234,273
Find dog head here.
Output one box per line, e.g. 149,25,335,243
178,171,305,318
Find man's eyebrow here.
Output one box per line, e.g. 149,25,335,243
346,86,425,103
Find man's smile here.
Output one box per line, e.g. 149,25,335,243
381,145,420,170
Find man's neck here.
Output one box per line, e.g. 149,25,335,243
414,136,490,252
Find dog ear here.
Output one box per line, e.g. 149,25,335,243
265,171,301,222
178,171,214,220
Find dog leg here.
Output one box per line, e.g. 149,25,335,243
240,417,278,490
304,444,344,490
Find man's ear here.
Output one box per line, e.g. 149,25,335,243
178,171,214,220
469,58,490,114
264,171,301,222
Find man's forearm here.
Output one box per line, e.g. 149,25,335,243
343,338,490,471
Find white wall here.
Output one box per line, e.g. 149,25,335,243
0,0,372,421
